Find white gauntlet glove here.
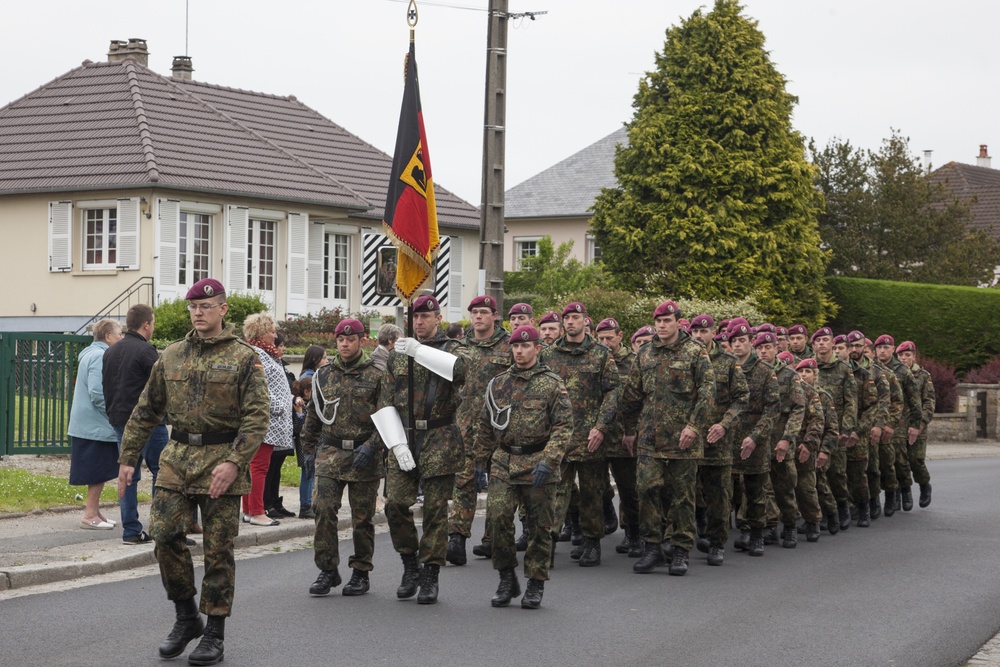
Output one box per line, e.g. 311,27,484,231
395,337,457,381
371,406,416,472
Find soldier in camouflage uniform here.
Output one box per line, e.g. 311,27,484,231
690,315,748,566
448,295,511,565
896,341,935,509
474,325,572,609
540,302,619,567
300,319,384,598
845,331,879,527
790,357,824,542
812,327,858,532
538,311,563,346
117,279,270,665
371,295,467,605
787,324,812,364
874,334,922,514
849,332,891,520
622,301,715,576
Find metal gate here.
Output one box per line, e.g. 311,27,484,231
0,332,91,456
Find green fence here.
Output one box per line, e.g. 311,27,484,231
0,332,91,456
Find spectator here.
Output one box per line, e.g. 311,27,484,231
371,323,402,371
69,318,124,530
102,304,166,545
263,332,299,518
300,345,328,379
295,344,328,516
293,376,315,518
446,322,465,340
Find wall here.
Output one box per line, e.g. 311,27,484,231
503,215,592,271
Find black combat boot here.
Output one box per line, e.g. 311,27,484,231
837,499,851,531
748,528,764,557
894,489,903,512
521,579,544,609
734,530,750,552
781,525,797,549
159,598,204,660
570,541,585,560
579,539,601,567
446,534,467,566
616,533,631,554
396,553,422,599
668,547,689,576
850,504,859,521
919,483,932,508
695,506,708,538
342,569,370,597
762,527,778,545
603,495,619,536
632,542,665,573
825,511,840,534
804,522,820,543
883,490,896,517
696,537,711,554
558,521,572,542
819,516,828,531
515,518,529,552
491,568,522,607
627,531,644,558
308,569,341,596
569,509,583,546
870,496,882,520
707,544,725,566
417,563,440,604
187,616,224,666
901,487,914,512
857,502,871,527
472,539,493,559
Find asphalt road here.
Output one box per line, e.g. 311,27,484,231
5,458,1000,667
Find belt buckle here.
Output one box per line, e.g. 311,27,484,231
415,420,428,431
189,433,202,446
343,440,355,450
510,445,523,455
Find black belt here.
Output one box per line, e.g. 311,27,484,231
172,430,239,446
401,414,455,431
500,441,547,456
323,435,371,451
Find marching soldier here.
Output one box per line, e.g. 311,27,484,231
896,341,935,509
848,330,891,520
873,334,921,514
845,332,880,527
794,358,836,540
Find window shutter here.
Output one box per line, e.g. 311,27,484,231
448,235,464,322
226,206,249,290
287,212,308,315
48,201,72,272
156,199,180,303
307,222,325,312
116,197,141,270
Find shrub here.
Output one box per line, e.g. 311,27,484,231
278,307,384,346
963,358,1000,385
152,292,270,342
920,357,957,413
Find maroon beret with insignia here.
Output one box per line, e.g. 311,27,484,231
728,322,752,339
795,358,818,371
539,311,560,325
653,301,679,318
412,295,440,313
874,334,895,348
757,323,777,334
562,302,587,317
185,278,226,300
510,325,540,343
507,303,533,317
713,331,730,343
631,325,655,344
833,334,846,345
753,332,776,347
846,330,865,344
335,318,364,337
776,326,788,336
787,324,808,336
865,338,873,347
468,295,497,312
596,317,620,333
777,351,795,364
895,340,916,354
811,327,833,342
690,314,715,330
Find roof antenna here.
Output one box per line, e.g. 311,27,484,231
185,0,190,56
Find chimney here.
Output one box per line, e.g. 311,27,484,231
923,150,933,175
978,144,992,169
107,38,149,67
171,56,194,81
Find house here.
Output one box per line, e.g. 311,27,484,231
927,145,1000,242
503,127,626,271
0,38,480,332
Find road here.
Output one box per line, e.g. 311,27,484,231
4,458,1000,667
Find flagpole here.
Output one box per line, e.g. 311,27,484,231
405,0,419,455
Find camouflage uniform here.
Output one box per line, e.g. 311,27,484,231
474,362,572,581
815,356,858,505
879,359,906,496
887,356,924,493
605,344,640,539
301,349,384,574
119,325,270,617
789,344,813,366
621,331,715,553
766,361,806,530
861,356,892,501
794,382,824,524
814,388,840,518
848,359,880,507
540,335,619,545
899,363,935,490
380,330,467,567
731,352,779,533
449,326,511,539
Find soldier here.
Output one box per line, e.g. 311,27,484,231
714,330,732,355
508,303,535,330
794,358,835,540
844,331,879,527
812,327,858,532
117,278,270,666
873,334,922,514
538,312,562,345
776,326,790,353
300,318,384,598
833,334,849,363
541,302,619,567
475,326,572,609
631,325,655,353
896,341,935,509
371,295,467,605
787,324,811,363
690,314,749,566
623,301,715,575
847,330,890,521
449,295,511,565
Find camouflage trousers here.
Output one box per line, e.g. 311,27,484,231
733,471,768,531
847,459,870,505
827,446,850,502
448,455,479,539
552,460,606,541
898,435,930,487
314,475,379,573
867,440,881,499
815,461,838,516
766,457,799,528
878,439,898,494
149,488,240,617
489,479,556,581
637,457,697,551
794,460,822,523
385,467,455,567
607,457,639,532
696,464,732,548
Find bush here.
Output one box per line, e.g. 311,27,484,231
963,358,1000,385
153,293,270,342
278,307,384,346
920,357,957,413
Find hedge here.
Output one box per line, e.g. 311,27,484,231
827,277,1000,371
153,292,270,344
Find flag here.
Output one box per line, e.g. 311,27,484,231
382,39,440,304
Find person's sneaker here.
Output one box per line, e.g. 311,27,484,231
298,507,316,520
122,530,152,545
185,537,197,546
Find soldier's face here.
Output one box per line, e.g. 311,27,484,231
563,313,585,338
596,330,622,353
788,334,807,352
512,340,541,368
539,322,561,343
730,335,751,360
864,345,874,360
797,368,817,385
875,344,893,364
776,335,789,352
719,340,731,353
898,350,915,367
690,327,712,348
632,335,653,352
413,311,442,340
812,335,832,356
756,342,776,365
849,342,865,361
509,313,533,328
654,314,679,342
834,343,849,361
470,307,495,337
336,334,361,362
188,297,228,337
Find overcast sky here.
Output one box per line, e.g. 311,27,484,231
1,1,997,205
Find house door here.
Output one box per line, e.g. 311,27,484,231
247,218,277,307
178,212,211,291
324,233,351,311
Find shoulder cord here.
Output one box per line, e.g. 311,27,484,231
485,375,511,431
312,369,341,426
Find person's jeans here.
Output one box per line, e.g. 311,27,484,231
300,466,315,510
114,424,168,539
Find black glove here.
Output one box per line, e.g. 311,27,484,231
353,444,373,470
474,464,488,493
532,461,553,489
304,454,316,479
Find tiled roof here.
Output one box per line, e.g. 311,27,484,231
505,127,627,219
0,60,480,229
928,161,1000,240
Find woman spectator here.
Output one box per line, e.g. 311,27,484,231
69,318,124,529
241,313,293,526
300,345,328,379
297,345,327,517
263,332,300,518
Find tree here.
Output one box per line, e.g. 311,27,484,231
503,236,604,311
590,0,834,326
812,131,1000,286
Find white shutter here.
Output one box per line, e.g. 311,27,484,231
116,197,140,270
156,199,180,303
287,212,308,315
307,222,326,312
226,206,249,290
448,235,464,322
48,201,72,272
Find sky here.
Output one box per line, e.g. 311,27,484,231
1,1,997,206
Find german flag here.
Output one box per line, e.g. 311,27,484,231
382,39,440,304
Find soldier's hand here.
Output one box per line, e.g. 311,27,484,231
837,434,850,449
587,428,605,452
847,432,860,448
817,452,829,469
394,337,422,358
774,439,790,462
117,464,135,499
907,427,920,446
353,444,373,469
797,444,810,464
391,444,416,472
622,435,636,457
881,427,894,444
679,427,697,450
870,426,882,443
532,461,553,489
474,464,489,493
208,462,239,499
707,423,726,444
740,437,756,460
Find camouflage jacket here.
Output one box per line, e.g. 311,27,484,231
817,387,840,456
605,345,638,458
796,381,824,463
789,344,813,365
540,333,619,461
301,349,384,482
700,342,749,466
457,326,512,447
119,325,270,496
911,363,936,432
859,356,890,430
815,355,859,435
880,358,905,428
886,356,922,431
771,361,806,455
378,329,468,477
621,331,715,460
730,352,779,474
850,359,880,457
474,362,573,485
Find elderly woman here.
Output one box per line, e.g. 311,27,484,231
69,318,124,529
241,312,293,526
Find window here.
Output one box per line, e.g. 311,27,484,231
83,208,117,269
514,236,540,270
586,235,602,265
324,233,349,300
178,212,212,287
246,219,276,292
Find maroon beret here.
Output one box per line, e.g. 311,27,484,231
713,331,729,343
596,317,620,333
412,295,440,313
562,302,587,317
757,323,777,334
749,326,759,337
865,338,873,348
510,325,540,343
776,326,788,336
753,332,776,347
728,317,749,330
728,322,752,339
538,311,560,325
185,278,225,300
787,324,808,336
335,318,364,337
690,314,715,330
811,327,833,342
631,325,655,344
585,317,594,327
777,351,795,364
653,301,679,318
874,334,895,348
468,295,497,312
846,330,865,344
508,303,533,317
895,340,916,354
795,358,818,371
833,334,846,345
